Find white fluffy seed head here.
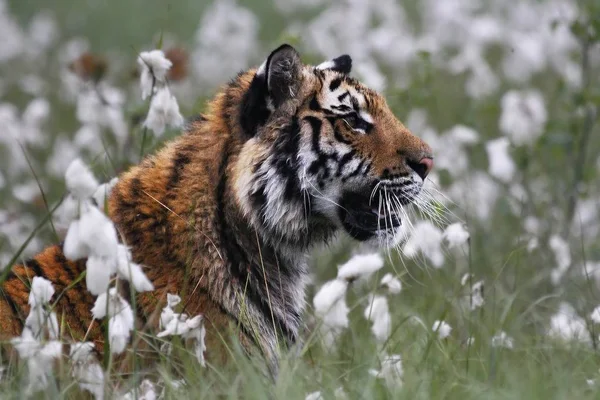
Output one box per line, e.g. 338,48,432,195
313,279,348,315
65,158,99,199
432,320,452,339
364,295,391,342
138,50,172,100
115,244,154,292
85,255,115,296
443,223,470,248
28,276,55,307
380,273,402,294
143,87,184,136
337,253,384,281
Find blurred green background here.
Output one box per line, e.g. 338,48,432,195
1,0,600,398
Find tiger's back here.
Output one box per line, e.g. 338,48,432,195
1,245,99,342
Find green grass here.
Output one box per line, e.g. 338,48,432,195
2,0,600,398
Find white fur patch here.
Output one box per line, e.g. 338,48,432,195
360,111,373,123
316,60,336,70
257,60,267,76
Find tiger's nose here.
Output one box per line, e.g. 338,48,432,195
406,157,434,180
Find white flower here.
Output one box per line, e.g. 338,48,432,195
138,50,172,100
157,295,206,366
313,279,349,346
12,181,40,202
115,245,154,293
86,255,115,296
460,273,472,286
499,90,547,146
91,288,134,354
122,379,157,400
28,276,54,307
443,223,469,247
65,159,100,199
463,278,484,311
373,354,403,389
11,329,62,395
25,277,59,339
70,342,104,400
143,87,184,136
108,316,131,354
54,195,82,231
158,314,202,337
334,387,347,399
448,171,499,221
527,237,539,252
446,125,479,144
313,279,348,315
364,295,391,342
63,220,89,260
75,85,128,142
380,273,402,294
22,96,49,124
591,306,600,324
403,221,444,268
547,303,590,343
167,293,181,307
491,331,514,349
337,253,384,281
189,318,207,367
485,137,516,183
80,206,119,255
158,314,206,366
305,391,323,400
549,235,571,284
432,320,452,339
92,177,118,210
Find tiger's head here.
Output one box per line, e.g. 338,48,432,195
231,45,433,248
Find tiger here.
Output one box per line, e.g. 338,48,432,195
0,44,433,369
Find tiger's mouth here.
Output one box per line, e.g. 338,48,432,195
337,189,405,241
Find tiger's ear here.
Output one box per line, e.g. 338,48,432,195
262,44,302,106
240,44,302,137
316,54,352,74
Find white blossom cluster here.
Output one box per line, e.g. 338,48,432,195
10,277,62,395
157,294,207,367
138,50,184,136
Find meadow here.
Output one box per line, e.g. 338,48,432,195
1,0,600,398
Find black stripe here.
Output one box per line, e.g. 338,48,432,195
166,152,191,191
329,78,342,91
309,96,321,111
303,116,323,153
249,181,268,223
52,252,91,335
337,150,356,176
337,92,349,102
24,258,46,280
333,128,351,145
240,72,270,137
272,117,302,201
331,104,352,112
351,97,360,113
344,159,367,181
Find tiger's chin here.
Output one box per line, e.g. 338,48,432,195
336,190,402,242
336,185,418,246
